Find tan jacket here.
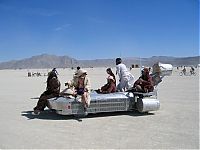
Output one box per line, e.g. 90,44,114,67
68,76,91,93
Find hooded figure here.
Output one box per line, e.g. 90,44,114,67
133,68,154,93
33,71,60,115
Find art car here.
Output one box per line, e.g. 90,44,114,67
46,63,171,117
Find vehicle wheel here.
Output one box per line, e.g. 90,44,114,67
179,72,183,76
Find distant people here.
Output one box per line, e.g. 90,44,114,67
33,71,61,115
96,76,116,94
28,72,31,77
77,66,80,70
148,67,151,72
36,72,41,77
182,66,186,75
132,68,154,93
32,72,35,77
190,66,195,75
72,66,81,76
106,68,116,86
115,58,134,91
66,69,91,112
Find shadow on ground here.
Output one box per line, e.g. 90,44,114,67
30,97,40,100
21,109,155,122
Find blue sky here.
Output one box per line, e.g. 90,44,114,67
0,0,198,62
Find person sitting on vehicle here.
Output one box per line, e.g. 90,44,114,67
116,58,134,91
66,69,91,111
106,68,116,86
96,76,116,94
132,68,154,93
33,70,61,115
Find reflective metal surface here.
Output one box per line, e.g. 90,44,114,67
48,91,160,115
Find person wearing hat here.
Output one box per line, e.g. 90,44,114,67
66,69,91,110
97,75,116,94
116,58,134,92
132,68,154,93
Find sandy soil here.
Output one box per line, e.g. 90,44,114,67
0,67,199,149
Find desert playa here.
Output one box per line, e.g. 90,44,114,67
0,67,199,149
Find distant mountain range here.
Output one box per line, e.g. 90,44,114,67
0,54,199,69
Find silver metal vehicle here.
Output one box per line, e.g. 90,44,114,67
47,90,160,116
47,63,170,116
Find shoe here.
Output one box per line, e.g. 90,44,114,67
32,109,40,115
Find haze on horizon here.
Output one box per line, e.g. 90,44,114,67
0,0,198,62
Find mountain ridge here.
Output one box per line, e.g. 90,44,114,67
0,54,199,69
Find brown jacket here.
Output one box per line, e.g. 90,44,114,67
134,75,154,92
47,77,61,94
101,82,116,94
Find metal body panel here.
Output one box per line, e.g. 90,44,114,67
136,98,160,112
47,91,160,115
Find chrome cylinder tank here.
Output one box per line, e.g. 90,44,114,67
136,98,160,112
